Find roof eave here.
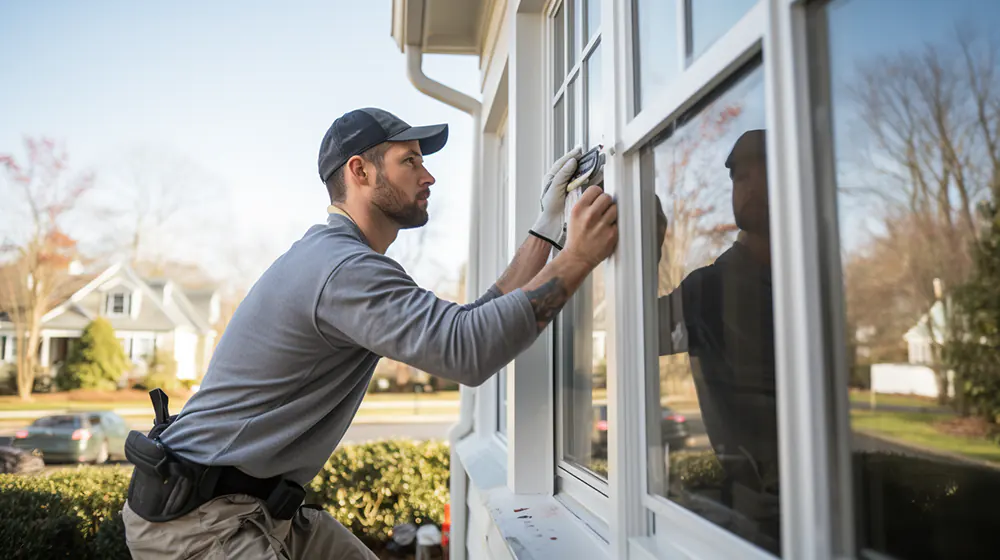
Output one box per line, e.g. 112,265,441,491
391,0,485,56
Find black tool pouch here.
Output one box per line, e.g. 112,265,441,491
125,389,220,522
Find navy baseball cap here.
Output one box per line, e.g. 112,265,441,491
318,108,449,183
725,129,766,169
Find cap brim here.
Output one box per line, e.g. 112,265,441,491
389,123,449,156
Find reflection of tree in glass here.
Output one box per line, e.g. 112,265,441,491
842,28,1000,403
654,101,744,396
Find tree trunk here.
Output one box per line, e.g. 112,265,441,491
933,364,949,406
17,308,44,401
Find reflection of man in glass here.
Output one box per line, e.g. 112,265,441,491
657,129,778,548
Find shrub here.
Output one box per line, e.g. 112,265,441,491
0,440,451,556
0,466,131,559
57,318,128,391
853,451,1000,558
306,439,450,546
669,449,725,490
134,351,180,392
0,364,16,396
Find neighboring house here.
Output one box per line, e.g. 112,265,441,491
903,301,946,366
863,302,954,400
0,262,219,383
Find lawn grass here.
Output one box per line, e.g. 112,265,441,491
848,390,947,411
851,409,1000,464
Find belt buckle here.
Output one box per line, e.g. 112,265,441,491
265,479,305,520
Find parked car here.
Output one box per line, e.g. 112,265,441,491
11,411,129,464
593,404,691,454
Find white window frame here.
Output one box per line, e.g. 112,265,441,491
547,0,613,538
496,111,510,439
602,0,838,558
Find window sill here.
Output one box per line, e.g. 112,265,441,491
455,434,610,560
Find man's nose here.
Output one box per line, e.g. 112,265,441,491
422,168,436,186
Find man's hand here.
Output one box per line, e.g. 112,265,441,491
530,147,582,249
562,185,619,268
521,185,618,333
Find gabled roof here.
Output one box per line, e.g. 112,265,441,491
40,261,218,334
904,301,946,343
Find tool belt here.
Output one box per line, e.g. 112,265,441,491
124,389,305,522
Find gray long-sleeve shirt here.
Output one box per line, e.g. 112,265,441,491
159,214,538,485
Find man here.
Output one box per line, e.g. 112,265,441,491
121,107,617,559
656,129,779,552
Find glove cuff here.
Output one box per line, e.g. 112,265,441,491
529,229,563,250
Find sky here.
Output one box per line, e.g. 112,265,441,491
826,0,1000,251
0,0,479,293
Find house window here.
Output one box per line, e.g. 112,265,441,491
632,0,758,114
813,0,1000,558
551,0,609,493
118,337,132,359
132,336,155,363
106,291,130,316
641,60,779,555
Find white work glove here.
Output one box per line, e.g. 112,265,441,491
530,147,582,250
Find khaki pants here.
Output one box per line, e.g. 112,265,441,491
122,494,378,560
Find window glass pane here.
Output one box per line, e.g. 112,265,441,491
643,64,777,554
554,95,566,159
554,4,565,93
586,0,600,42
817,1,1000,558
688,0,757,60
561,257,608,479
568,77,578,150
586,43,603,148
568,0,578,69
33,415,80,429
134,337,154,362
633,0,679,113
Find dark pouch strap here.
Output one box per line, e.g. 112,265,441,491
265,479,306,521
150,388,170,426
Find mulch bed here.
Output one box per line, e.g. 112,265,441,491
934,416,998,439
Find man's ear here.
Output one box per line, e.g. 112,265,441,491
345,156,370,187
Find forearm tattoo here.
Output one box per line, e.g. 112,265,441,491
524,277,570,333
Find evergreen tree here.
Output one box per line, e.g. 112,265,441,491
57,318,128,391
944,199,1000,423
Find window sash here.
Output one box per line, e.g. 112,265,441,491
621,0,837,557
549,0,613,522
541,0,838,557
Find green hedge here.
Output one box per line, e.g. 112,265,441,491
306,439,451,546
0,440,449,558
0,466,131,559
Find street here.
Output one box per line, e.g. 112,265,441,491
341,421,452,444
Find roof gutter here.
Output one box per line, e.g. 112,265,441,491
404,43,481,560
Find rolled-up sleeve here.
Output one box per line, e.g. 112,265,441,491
460,285,503,311
317,252,538,386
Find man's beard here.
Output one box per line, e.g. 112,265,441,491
371,170,428,229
